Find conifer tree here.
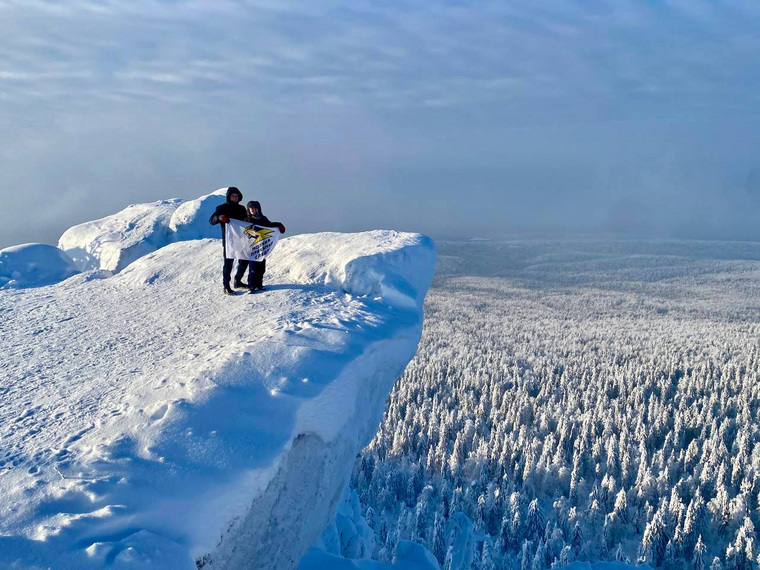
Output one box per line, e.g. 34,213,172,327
533,541,547,570
481,540,497,570
521,540,533,570
693,536,706,570
527,499,545,542
432,512,447,565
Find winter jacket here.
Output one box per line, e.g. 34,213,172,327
209,187,248,254
244,200,283,229
245,213,280,227
209,187,248,227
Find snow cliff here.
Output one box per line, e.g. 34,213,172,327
0,193,435,570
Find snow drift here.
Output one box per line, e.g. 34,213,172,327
0,242,79,288
0,197,435,570
55,188,234,275
58,198,184,273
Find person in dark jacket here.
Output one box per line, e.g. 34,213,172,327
244,200,285,292
209,186,250,295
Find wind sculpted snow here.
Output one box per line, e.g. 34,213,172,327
0,229,435,569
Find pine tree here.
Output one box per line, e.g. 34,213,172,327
684,492,707,555
481,540,497,570
560,545,573,566
498,514,512,554
432,512,447,565
512,509,523,545
734,516,757,570
413,495,428,544
643,512,668,566
602,519,613,559
527,499,545,542
693,536,706,570
572,521,583,556
533,541,547,570
521,540,533,570
665,539,678,570
710,557,724,570
614,489,630,524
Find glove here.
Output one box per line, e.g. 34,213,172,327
219,215,230,223
278,224,286,234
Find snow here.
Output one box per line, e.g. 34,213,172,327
300,541,440,570
443,513,474,570
58,198,184,273
0,243,79,288
0,223,435,569
560,563,651,570
56,189,231,275
168,188,227,241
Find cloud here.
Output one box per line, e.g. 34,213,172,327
2,0,760,247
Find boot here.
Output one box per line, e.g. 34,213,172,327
224,286,235,296
233,280,249,289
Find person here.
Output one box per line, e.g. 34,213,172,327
209,187,250,295
244,200,285,292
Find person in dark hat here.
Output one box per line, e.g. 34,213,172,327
244,200,285,292
209,186,250,295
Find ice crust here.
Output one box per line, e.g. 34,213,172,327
0,196,435,569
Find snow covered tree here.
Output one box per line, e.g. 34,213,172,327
521,540,534,570
527,499,545,542
684,492,708,555
351,247,760,570
643,512,669,566
571,521,583,556
615,543,629,563
497,514,513,554
481,540,497,570
533,541,547,570
614,489,630,524
693,536,706,570
560,544,573,566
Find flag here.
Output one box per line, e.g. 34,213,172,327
225,219,281,261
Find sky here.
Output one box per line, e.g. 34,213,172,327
2,0,760,248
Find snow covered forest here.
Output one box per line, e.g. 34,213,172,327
350,239,760,570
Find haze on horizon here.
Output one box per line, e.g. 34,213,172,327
2,0,760,249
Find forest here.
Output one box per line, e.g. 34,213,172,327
350,239,760,570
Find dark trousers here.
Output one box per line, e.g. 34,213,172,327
249,260,266,288
223,258,249,287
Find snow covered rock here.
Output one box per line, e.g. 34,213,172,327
0,242,79,288
168,188,227,241
0,229,435,570
314,488,375,559
58,198,183,272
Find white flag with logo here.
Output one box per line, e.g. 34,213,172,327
225,219,281,261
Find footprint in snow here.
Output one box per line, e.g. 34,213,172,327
150,404,169,421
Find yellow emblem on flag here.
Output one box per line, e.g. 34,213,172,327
244,226,275,246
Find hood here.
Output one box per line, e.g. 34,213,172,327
226,187,243,202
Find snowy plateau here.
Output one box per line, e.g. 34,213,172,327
0,190,436,569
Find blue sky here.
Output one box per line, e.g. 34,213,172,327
2,0,760,247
